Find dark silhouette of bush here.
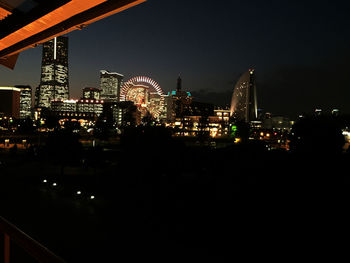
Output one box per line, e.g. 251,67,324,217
121,126,174,152
289,116,345,155
45,129,82,165
17,117,35,134
235,120,250,142
94,118,115,140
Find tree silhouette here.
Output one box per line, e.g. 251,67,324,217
235,120,250,143
289,116,345,155
18,117,35,134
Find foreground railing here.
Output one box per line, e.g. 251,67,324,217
0,216,66,263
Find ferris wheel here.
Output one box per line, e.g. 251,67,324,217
120,76,165,118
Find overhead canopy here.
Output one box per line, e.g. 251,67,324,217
0,0,146,69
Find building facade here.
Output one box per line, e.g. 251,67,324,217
15,85,32,119
0,87,20,118
50,99,104,118
83,87,101,100
77,99,104,117
51,99,77,112
172,114,230,138
230,69,258,122
100,70,123,102
37,36,69,108
102,101,140,127
165,76,193,122
262,115,292,131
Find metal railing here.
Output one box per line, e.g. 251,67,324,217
0,216,66,263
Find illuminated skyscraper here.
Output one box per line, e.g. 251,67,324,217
165,76,192,121
230,69,258,122
83,87,101,100
100,70,123,102
15,85,32,119
37,36,69,108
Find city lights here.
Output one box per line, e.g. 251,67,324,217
0,2,348,262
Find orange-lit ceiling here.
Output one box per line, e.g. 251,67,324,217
0,0,146,57
0,7,11,20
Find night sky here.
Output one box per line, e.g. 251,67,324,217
0,0,349,118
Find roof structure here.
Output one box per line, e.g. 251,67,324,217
0,0,146,69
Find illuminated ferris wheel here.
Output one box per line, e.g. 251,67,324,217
121,76,165,118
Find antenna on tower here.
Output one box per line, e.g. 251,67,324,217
177,74,182,92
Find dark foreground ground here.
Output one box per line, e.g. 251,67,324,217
1,139,350,261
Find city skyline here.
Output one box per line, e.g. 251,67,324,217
0,2,350,261
0,0,349,118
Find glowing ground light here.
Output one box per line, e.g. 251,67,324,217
52,183,57,186
77,191,82,195
90,195,95,200
43,179,47,183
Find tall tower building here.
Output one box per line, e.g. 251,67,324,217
15,85,32,119
230,69,258,122
100,70,123,102
165,76,192,121
38,36,69,108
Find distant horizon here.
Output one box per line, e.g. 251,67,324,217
2,63,349,121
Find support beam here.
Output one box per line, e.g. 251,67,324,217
4,234,10,263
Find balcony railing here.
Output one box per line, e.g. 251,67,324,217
0,216,66,263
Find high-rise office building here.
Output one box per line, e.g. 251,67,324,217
34,86,40,108
83,87,101,100
0,87,20,118
15,85,32,119
230,69,258,122
37,36,69,108
165,76,192,122
100,70,123,102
